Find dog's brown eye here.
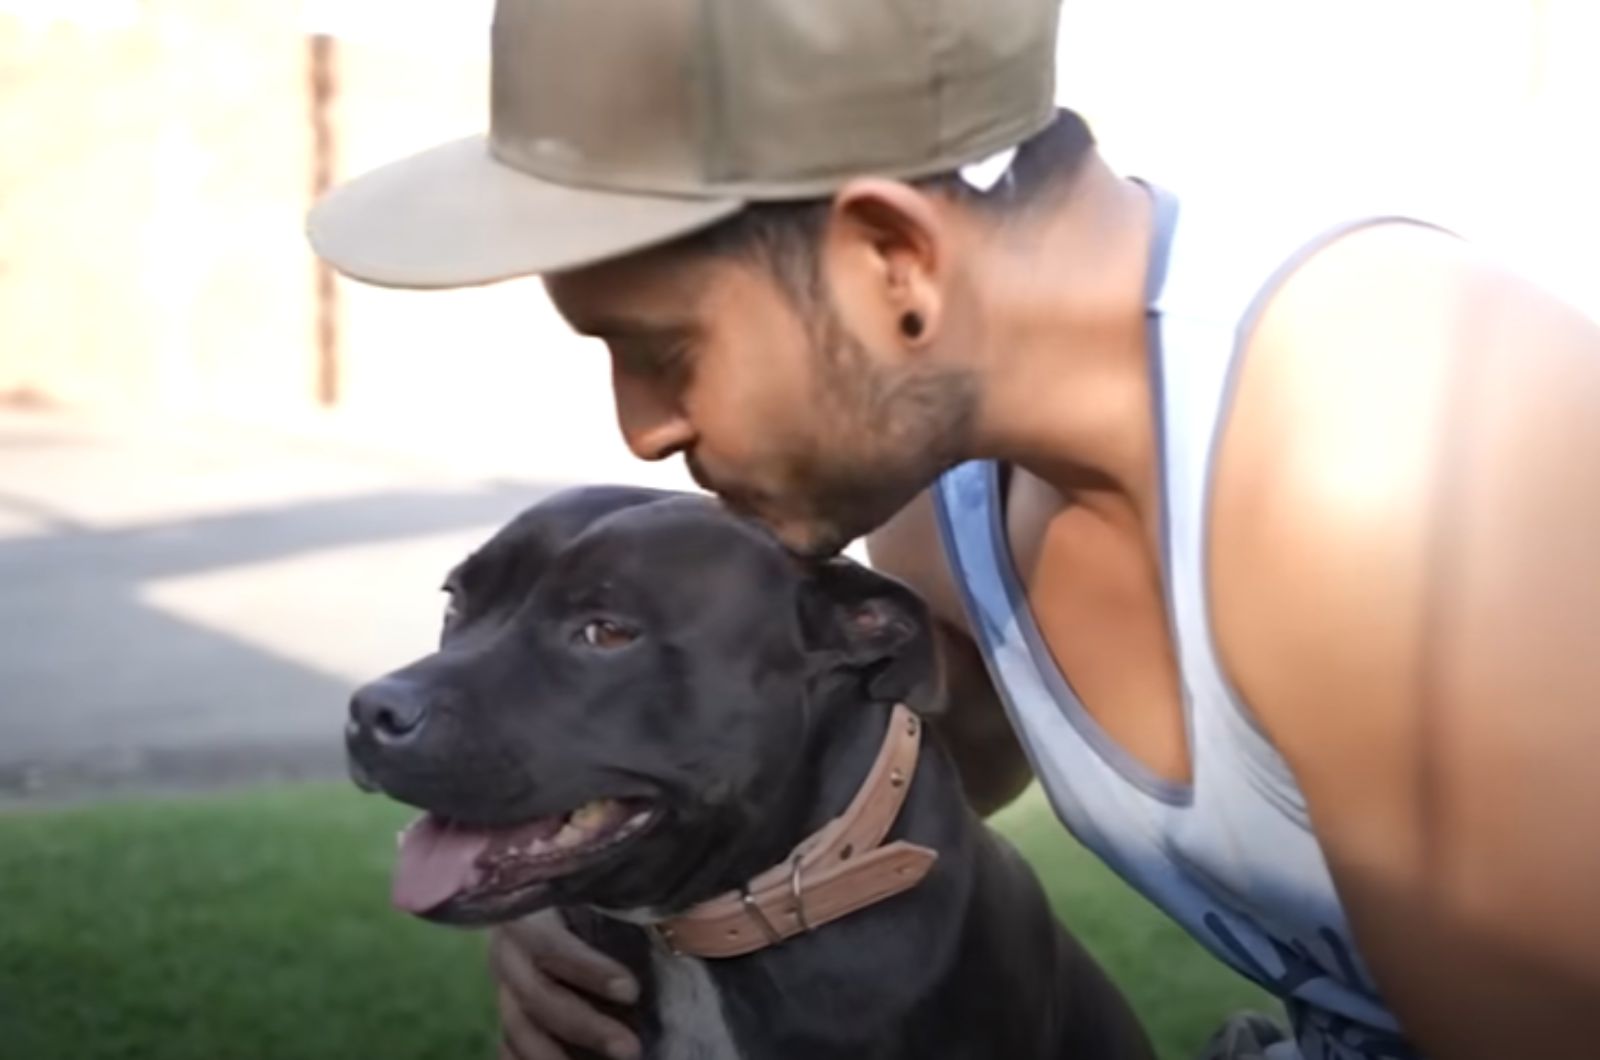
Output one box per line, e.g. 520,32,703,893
580,619,635,650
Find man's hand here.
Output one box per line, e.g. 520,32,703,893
490,910,642,1060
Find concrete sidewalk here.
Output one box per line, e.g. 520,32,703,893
0,406,686,807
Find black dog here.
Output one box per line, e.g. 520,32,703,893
347,486,1153,1060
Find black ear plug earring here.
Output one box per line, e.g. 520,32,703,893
899,311,925,340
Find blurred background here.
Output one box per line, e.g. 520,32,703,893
0,2,1594,1058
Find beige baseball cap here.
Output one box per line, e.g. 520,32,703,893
308,0,1062,290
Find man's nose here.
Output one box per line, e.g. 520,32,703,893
348,675,430,745
613,371,694,462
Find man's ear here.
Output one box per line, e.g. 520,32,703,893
821,178,947,356
798,559,943,715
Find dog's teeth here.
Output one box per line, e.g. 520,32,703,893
552,821,587,849
568,799,614,831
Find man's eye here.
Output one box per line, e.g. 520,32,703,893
611,339,690,384
579,619,636,650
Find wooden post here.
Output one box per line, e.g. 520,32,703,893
308,32,340,408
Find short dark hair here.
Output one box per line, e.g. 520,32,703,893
676,109,1096,305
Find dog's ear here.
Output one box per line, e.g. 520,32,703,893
798,559,942,714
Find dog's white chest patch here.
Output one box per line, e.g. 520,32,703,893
651,950,743,1060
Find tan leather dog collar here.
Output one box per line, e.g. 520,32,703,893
651,704,938,959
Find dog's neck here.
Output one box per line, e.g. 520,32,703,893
716,696,940,896
602,696,965,930
572,700,986,1058
802,698,910,828
645,702,937,959
595,698,966,947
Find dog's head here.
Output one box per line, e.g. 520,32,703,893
346,486,939,926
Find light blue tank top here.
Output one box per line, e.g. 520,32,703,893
933,185,1440,1060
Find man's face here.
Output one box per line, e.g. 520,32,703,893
545,230,976,556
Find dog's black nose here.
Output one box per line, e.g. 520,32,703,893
349,676,430,744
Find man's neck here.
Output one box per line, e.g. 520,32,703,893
965,157,1159,527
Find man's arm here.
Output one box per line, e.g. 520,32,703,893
927,618,1032,817
1212,224,1600,1057
867,490,1033,817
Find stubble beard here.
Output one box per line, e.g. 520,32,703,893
778,317,979,557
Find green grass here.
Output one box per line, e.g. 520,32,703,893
0,785,1274,1060
992,794,1279,1055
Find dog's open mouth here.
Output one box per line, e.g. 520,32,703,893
393,797,658,917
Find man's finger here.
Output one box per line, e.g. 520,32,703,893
492,931,642,1060
506,914,640,1003
498,986,567,1060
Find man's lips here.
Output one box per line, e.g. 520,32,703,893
684,453,716,492
685,455,757,509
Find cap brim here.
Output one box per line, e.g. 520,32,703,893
307,136,744,290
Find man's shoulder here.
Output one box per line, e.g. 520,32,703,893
1212,221,1473,561
1208,219,1600,755
1215,220,1591,577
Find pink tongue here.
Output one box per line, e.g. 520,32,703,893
392,816,493,914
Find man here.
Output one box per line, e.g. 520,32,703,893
308,1,1600,1058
